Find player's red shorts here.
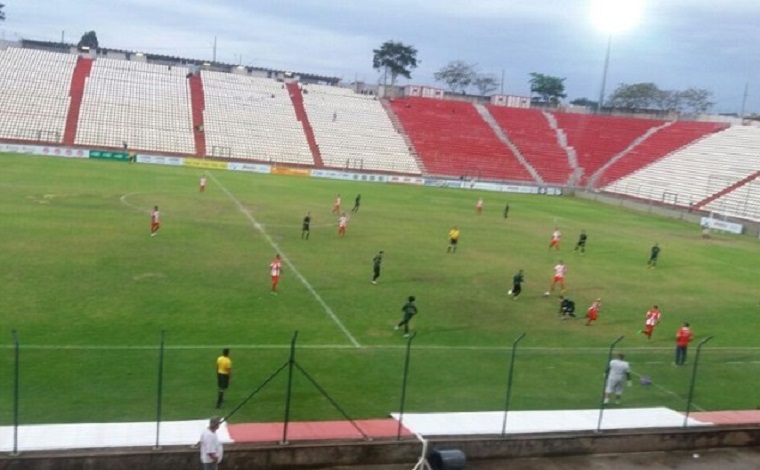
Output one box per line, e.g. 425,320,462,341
151,222,160,231
587,309,598,321
552,275,564,283
643,324,654,335
338,226,346,235
549,239,560,248
333,204,340,213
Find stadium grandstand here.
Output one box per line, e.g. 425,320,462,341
2,38,760,227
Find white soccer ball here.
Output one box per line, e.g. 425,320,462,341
508,290,512,295
544,291,550,297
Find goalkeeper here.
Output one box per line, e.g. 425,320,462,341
604,353,632,405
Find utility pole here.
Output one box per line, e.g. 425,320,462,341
61,30,65,44
212,36,217,63
500,69,505,95
740,81,749,118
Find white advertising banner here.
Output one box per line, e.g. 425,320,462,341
700,217,743,235
228,162,271,174
136,154,185,166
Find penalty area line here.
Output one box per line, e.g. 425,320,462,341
206,172,362,348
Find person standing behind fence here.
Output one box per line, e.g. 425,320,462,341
199,175,207,193
604,353,632,405
215,349,232,408
675,322,694,366
199,416,224,469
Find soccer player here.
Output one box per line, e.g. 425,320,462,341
199,175,207,193
371,251,384,284
548,227,561,250
558,295,576,319
270,254,282,294
675,322,694,366
447,226,460,253
394,295,418,337
503,202,510,219
574,230,587,254
640,305,661,340
648,243,660,268
475,197,484,214
338,213,348,237
352,194,361,213
546,260,566,296
586,298,602,326
150,205,160,237
301,212,311,240
215,348,232,408
604,353,631,405
509,269,524,300
332,194,341,214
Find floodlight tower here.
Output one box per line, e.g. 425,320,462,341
590,0,644,113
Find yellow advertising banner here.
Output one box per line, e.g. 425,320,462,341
184,158,228,170
271,166,310,177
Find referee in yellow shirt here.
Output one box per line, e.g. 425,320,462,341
216,348,232,409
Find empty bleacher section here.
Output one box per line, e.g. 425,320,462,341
202,72,313,164
551,113,663,186
486,106,571,184
76,59,195,154
702,173,760,222
301,85,421,174
0,48,77,143
592,121,727,188
390,97,532,181
603,126,760,213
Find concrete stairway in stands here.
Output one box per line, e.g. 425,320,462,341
475,103,543,185
286,82,323,167
188,74,207,157
63,56,93,145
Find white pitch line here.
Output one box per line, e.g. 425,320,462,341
206,172,361,348
630,369,706,412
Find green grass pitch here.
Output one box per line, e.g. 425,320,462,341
1,153,758,425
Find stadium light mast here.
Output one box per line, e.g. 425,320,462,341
590,0,644,113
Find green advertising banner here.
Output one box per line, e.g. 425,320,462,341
89,150,130,161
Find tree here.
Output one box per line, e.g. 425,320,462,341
372,40,418,87
570,98,598,109
679,87,714,114
77,31,99,50
473,74,500,96
529,73,566,105
607,82,661,109
434,60,477,93
0,3,5,22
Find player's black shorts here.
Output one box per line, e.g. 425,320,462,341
217,373,230,390
450,238,458,245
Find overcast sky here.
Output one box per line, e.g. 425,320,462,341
2,0,759,113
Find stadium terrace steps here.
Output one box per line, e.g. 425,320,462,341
63,57,93,146
286,82,324,167
390,97,533,181
188,74,207,157
602,125,760,219
592,121,728,189
486,106,571,185
695,170,760,211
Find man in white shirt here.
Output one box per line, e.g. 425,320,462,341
604,353,632,405
199,416,224,469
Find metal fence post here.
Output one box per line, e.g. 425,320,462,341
683,336,714,428
281,331,298,445
501,332,526,437
596,335,624,433
11,330,20,455
154,329,166,450
396,332,417,441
